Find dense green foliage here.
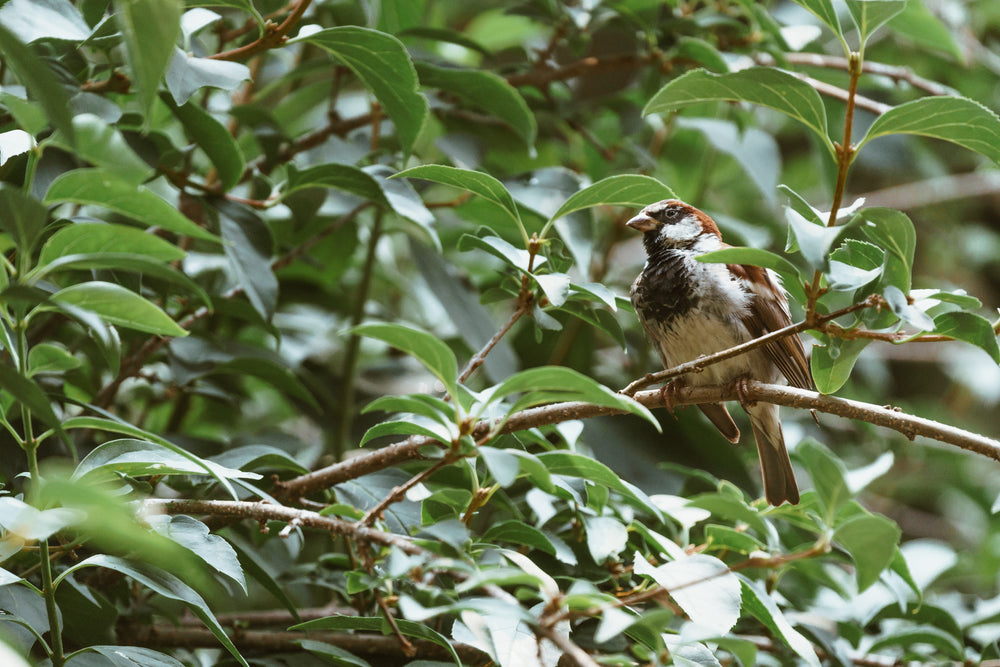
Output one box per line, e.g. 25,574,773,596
1,0,1000,665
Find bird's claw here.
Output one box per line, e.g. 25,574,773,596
659,380,685,418
731,377,756,409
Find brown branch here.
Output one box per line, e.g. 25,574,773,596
779,52,955,97
505,52,655,89
144,498,427,555
120,623,490,665
273,376,1000,501
361,455,453,526
210,0,313,62
535,625,601,667
457,302,529,384
859,171,1000,210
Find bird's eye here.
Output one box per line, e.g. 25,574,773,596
664,208,678,219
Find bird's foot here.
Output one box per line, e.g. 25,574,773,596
659,379,686,417
730,376,756,409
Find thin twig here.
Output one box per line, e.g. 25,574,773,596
777,52,955,96
361,455,453,526
210,0,313,62
457,304,529,384
534,625,601,667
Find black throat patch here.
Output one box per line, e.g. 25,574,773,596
632,245,699,325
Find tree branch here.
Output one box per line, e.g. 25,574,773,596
210,0,313,62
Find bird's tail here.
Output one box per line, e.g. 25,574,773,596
748,404,800,505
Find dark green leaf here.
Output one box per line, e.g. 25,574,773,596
297,640,371,667
163,94,246,191
869,624,964,660
546,175,676,228
859,96,1000,165
0,362,67,445
739,577,821,667
283,163,389,205
45,169,219,241
0,184,47,255
360,418,453,447
298,27,428,155
810,337,869,394
538,451,662,519
214,199,278,321
113,0,181,119
482,520,556,555
417,62,535,146
859,208,915,292
396,165,523,232
80,646,185,667
48,114,154,183
148,515,246,592
0,22,75,143
58,555,249,667
644,68,833,155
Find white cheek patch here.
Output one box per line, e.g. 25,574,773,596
656,215,702,244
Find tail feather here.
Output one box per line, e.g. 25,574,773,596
747,404,799,505
698,403,740,443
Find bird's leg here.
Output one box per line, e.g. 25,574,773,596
659,379,687,417
730,376,756,410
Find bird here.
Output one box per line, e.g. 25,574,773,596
627,199,812,505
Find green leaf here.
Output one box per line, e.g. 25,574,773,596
788,0,844,42
283,163,389,205
27,343,80,376
889,0,963,61
360,418,454,447
73,646,185,667
47,114,154,184
795,440,851,517
0,23,75,143
352,322,459,401
859,208,915,292
297,640,371,667
113,0,182,119
298,27,428,155
482,520,557,556
883,285,934,331
0,497,83,541
291,616,462,667
810,338,870,394
0,0,91,42
739,578,820,667
634,553,740,635
545,174,676,229
416,62,536,146
0,184,47,256
44,169,219,242
39,222,186,265
845,0,907,45
785,207,850,271
33,253,211,308
858,96,1000,165
697,247,805,305
457,233,535,272
58,555,249,667
869,624,964,660
163,94,246,191
0,363,67,445
395,164,523,232
537,451,662,519
488,366,659,429
643,68,833,155
834,513,901,591
214,199,278,321
778,183,825,227
147,515,246,592
50,281,187,336
932,311,1000,363
72,438,259,483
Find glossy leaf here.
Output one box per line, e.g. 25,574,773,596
396,164,523,231
634,553,740,634
883,285,934,331
72,438,259,483
45,169,219,241
417,62,536,146
0,0,90,42
0,363,66,445
810,338,870,394
27,343,80,376
537,451,662,519
740,578,821,667
859,96,1000,165
0,23,75,143
298,27,428,154
215,199,278,321
163,94,246,191
50,281,187,336
283,163,389,206
147,515,247,592
0,184,47,255
788,0,844,42
352,322,459,400
845,0,907,44
834,513,901,591
644,68,834,155
113,0,182,119
859,208,915,292
932,311,1000,363
483,520,557,556
360,418,454,447
48,114,154,183
76,646,185,667
165,48,251,106
546,175,675,227
795,440,851,516
697,247,805,305
39,222,185,265
58,555,249,667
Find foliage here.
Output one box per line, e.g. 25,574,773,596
0,0,999,665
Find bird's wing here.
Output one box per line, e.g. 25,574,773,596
728,263,813,390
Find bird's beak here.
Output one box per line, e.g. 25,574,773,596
626,213,657,232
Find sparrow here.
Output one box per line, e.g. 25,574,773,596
627,199,812,505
